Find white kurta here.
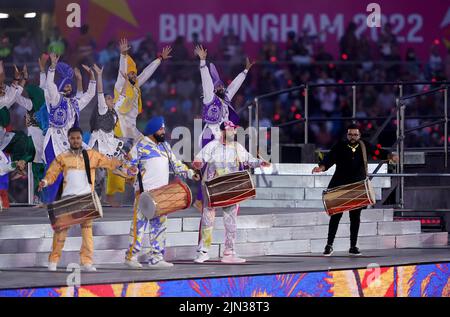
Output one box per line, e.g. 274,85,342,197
43,67,96,164
88,93,125,157
27,126,44,163
0,150,14,176
0,85,31,110
114,54,161,140
199,60,248,146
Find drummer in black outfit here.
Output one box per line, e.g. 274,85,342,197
312,124,398,256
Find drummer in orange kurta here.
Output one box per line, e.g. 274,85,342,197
38,127,122,272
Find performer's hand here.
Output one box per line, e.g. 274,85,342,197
74,67,82,81
16,160,26,171
194,45,207,60
192,173,201,181
245,57,255,71
38,54,49,72
390,154,399,163
312,166,325,173
49,52,60,67
119,38,130,55
128,166,138,175
260,161,271,168
22,64,28,81
13,64,21,80
159,46,172,60
38,180,46,192
192,160,203,170
82,64,95,80
92,64,103,75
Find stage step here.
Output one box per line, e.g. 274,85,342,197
0,207,446,269
253,175,391,189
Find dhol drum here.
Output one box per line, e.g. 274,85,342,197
322,178,376,216
203,170,256,208
138,179,192,219
47,191,103,231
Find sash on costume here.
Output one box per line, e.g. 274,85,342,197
49,97,80,128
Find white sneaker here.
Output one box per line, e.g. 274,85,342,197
148,260,174,269
221,255,246,263
81,264,97,272
48,262,57,271
194,252,210,263
125,259,143,269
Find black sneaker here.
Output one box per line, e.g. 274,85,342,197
323,245,333,256
349,247,362,256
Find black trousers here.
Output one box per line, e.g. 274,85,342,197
326,208,362,247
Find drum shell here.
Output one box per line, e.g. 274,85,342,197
203,170,256,208
138,179,193,219
47,192,103,231
322,178,376,216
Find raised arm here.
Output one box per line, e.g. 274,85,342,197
225,57,253,100
0,64,25,109
137,46,171,87
194,45,214,104
15,94,33,111
74,67,83,98
0,86,21,109
46,53,61,107
78,65,96,111
113,71,128,112
38,54,49,89
114,38,130,92
92,64,107,115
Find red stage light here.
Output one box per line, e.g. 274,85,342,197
433,39,440,45
290,106,296,113
375,150,380,155
170,106,177,113
338,79,344,84
341,53,348,60
273,114,281,121
270,56,277,63
295,113,302,120
377,144,382,148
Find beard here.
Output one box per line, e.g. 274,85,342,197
153,133,165,143
215,89,226,99
70,144,82,150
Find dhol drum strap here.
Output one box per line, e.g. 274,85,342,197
137,170,144,194
81,149,92,185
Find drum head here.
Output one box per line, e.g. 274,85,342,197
138,192,157,219
92,191,103,218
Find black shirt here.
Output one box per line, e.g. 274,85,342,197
319,139,391,189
